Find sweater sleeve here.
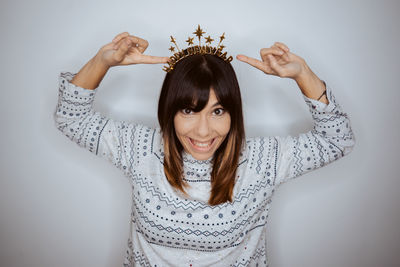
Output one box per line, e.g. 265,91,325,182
273,84,355,186
245,84,355,187
54,72,146,174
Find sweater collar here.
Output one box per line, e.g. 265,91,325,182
182,151,213,176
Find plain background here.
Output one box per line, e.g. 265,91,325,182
1,0,399,266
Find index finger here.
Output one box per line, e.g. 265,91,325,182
139,54,171,64
236,54,267,72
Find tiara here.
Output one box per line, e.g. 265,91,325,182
163,25,233,73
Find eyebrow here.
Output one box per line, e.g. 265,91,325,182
210,102,222,108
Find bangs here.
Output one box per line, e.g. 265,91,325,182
172,62,216,113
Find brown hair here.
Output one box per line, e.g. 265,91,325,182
158,52,245,205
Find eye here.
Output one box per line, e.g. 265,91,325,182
181,108,194,115
213,108,225,116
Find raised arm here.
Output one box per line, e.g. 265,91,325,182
237,42,355,186
237,42,328,104
71,32,170,89
55,32,169,172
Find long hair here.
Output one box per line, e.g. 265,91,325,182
158,53,245,206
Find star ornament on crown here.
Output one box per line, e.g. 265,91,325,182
163,25,233,73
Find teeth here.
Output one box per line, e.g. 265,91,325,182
191,139,212,147
195,142,209,147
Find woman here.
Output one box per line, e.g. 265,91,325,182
55,30,355,266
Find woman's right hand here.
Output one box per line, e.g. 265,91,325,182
98,32,170,67
70,32,170,89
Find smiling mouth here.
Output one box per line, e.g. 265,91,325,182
188,138,215,151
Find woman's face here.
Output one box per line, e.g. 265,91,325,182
174,89,231,161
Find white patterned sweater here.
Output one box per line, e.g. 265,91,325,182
54,72,355,267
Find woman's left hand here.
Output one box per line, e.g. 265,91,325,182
236,42,306,80
237,42,328,104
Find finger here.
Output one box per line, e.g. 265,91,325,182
138,54,171,64
271,44,286,54
114,38,132,62
113,36,130,50
236,54,270,73
270,45,290,62
268,54,285,76
281,51,290,62
260,47,284,63
112,32,129,44
274,42,289,52
127,36,149,53
260,47,284,58
113,35,149,53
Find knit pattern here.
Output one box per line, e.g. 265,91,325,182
55,72,355,266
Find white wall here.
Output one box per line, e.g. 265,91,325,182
1,0,399,266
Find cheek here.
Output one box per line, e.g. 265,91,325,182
217,115,231,136
173,116,183,137
174,115,191,137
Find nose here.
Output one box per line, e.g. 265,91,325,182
195,115,211,138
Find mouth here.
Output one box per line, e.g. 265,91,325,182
188,137,216,152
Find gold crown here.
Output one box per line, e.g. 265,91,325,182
163,25,233,73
